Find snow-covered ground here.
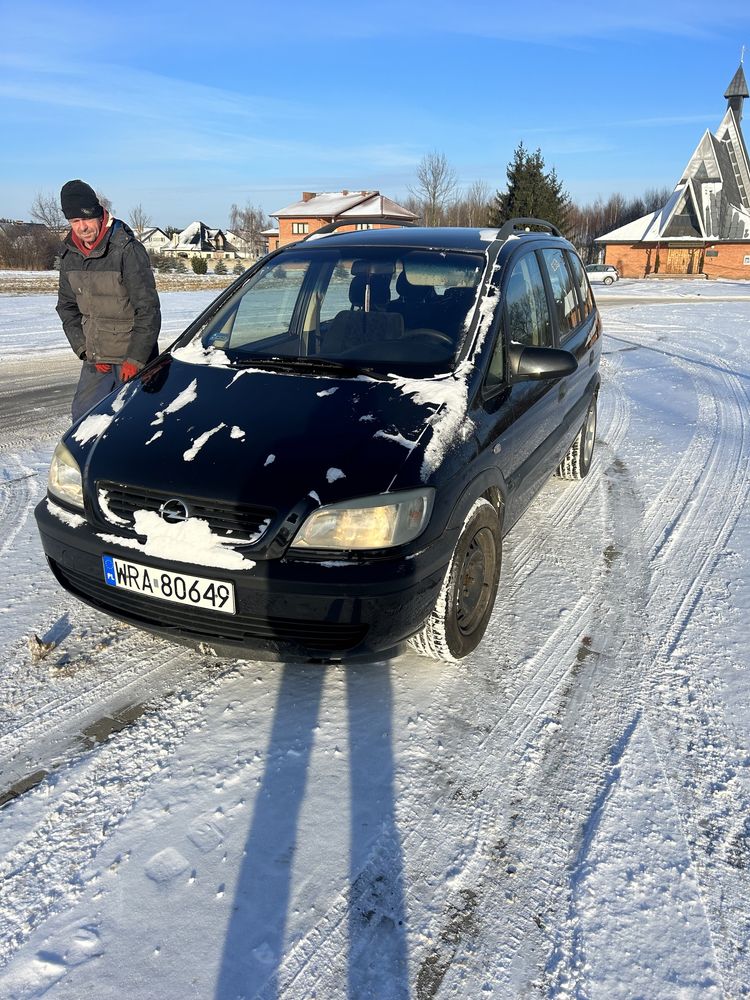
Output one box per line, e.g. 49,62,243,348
0,281,749,998
0,290,218,359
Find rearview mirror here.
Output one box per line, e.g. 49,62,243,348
509,342,578,381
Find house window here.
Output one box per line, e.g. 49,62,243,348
292,223,310,235
355,223,373,231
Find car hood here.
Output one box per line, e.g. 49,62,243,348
68,356,467,513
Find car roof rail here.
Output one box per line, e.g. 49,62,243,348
304,217,417,241
496,218,563,239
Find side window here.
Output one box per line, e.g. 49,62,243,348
566,251,594,319
319,262,355,323
214,260,310,347
504,253,553,348
541,248,581,339
487,253,553,389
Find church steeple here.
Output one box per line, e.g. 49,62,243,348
725,60,749,125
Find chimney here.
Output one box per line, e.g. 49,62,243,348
302,192,316,202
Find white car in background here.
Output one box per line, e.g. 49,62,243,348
586,263,619,285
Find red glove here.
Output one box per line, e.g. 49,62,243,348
120,361,140,382
95,363,112,373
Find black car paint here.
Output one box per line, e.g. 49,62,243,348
35,226,601,661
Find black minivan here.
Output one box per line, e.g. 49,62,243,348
35,219,601,662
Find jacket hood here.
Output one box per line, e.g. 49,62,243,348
66,352,469,516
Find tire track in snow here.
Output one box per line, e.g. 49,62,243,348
0,619,229,799
635,343,750,997
0,454,38,562
0,655,241,970
546,329,750,996
336,327,746,998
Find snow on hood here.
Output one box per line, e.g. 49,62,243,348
79,356,476,516
184,423,227,462
73,412,114,445
152,379,198,426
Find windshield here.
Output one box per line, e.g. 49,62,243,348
186,246,485,376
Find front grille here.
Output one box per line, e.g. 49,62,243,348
54,560,368,653
97,481,275,544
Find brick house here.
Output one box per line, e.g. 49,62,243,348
271,190,418,247
597,64,750,279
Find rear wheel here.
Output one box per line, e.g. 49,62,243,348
409,499,501,662
557,397,597,480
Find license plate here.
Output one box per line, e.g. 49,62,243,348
102,555,236,614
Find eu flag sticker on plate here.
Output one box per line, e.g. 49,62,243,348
103,555,116,586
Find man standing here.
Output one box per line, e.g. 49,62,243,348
56,179,161,422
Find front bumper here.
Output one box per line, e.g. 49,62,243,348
35,498,451,662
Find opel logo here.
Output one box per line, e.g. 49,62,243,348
159,498,189,524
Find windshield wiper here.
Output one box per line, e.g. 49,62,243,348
234,355,377,376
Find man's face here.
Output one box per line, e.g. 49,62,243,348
70,216,102,248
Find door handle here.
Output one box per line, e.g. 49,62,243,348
558,384,567,401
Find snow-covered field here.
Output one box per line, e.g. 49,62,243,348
0,281,749,998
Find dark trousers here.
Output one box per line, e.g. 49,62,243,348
71,363,127,423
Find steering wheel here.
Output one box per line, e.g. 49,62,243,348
408,328,454,348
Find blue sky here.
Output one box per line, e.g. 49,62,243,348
1,1,749,229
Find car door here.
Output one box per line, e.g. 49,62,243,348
495,249,562,524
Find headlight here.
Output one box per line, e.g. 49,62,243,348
48,442,84,509
290,488,435,551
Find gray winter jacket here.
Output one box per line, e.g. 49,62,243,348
56,219,161,367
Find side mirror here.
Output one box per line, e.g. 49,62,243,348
509,342,578,381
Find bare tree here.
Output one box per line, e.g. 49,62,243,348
29,191,66,232
228,202,271,259
409,151,459,227
129,203,152,236
96,191,113,214
462,179,492,227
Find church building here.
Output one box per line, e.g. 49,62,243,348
597,64,750,279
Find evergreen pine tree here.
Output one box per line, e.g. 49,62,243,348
491,142,571,233
214,258,227,275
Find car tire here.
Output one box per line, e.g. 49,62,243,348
557,397,597,481
409,498,501,662
603,275,614,285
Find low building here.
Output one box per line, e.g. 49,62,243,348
261,227,280,253
271,190,418,247
165,221,239,261
597,64,750,279
138,227,172,254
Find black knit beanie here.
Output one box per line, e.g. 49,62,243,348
60,179,104,220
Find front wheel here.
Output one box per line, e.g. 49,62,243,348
409,499,501,662
603,275,614,285
557,397,597,480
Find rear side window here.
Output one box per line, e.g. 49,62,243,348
566,251,594,319
541,248,581,339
